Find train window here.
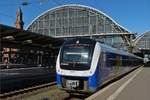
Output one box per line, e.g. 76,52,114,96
62,46,91,64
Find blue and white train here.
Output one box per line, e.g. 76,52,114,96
56,38,143,93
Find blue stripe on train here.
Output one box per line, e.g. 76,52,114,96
56,74,62,87
88,64,101,91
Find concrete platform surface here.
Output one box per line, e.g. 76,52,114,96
86,67,150,100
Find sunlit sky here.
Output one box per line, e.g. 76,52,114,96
0,0,150,34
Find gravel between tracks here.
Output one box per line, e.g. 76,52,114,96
22,86,70,100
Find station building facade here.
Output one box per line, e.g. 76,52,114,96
27,4,132,50
134,31,150,62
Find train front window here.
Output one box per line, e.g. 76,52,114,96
62,46,91,64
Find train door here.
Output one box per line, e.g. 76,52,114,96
115,55,121,75
99,51,110,82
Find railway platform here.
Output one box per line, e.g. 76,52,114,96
0,66,55,93
86,66,150,100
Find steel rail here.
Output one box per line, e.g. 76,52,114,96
0,81,56,99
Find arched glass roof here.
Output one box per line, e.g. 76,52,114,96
135,31,150,50
27,4,129,37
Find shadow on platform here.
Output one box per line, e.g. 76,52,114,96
144,61,150,67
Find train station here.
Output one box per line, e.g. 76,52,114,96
0,1,150,100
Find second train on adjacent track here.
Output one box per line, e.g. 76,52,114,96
56,38,143,93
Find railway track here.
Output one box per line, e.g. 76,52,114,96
0,81,88,100
0,82,56,100
64,94,89,100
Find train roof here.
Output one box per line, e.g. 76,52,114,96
62,37,96,46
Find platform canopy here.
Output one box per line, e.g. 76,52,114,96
0,24,64,51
